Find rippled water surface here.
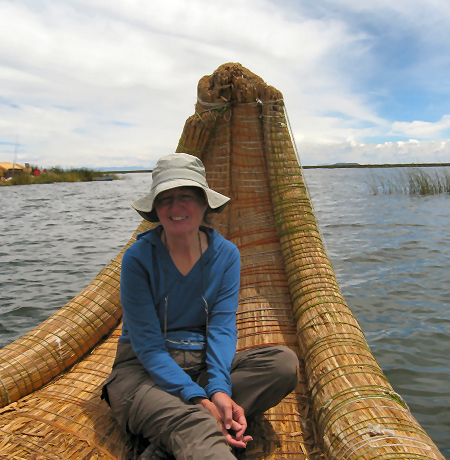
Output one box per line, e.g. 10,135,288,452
1,169,449,456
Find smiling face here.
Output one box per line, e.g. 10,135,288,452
154,186,208,238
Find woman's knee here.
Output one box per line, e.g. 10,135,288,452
233,344,299,388
128,390,223,449
271,346,299,391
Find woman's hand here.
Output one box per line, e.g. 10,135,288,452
193,394,252,449
211,392,248,438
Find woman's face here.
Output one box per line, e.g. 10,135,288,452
154,187,208,238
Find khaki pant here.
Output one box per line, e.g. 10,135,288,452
102,343,299,460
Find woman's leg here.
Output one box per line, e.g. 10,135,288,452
104,344,235,460
127,382,236,460
229,345,299,419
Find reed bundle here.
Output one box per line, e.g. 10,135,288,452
0,233,135,409
0,63,444,460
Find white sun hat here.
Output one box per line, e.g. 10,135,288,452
131,153,230,222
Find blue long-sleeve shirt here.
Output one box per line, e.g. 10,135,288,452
119,225,240,403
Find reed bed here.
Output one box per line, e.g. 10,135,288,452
0,167,117,186
0,63,444,460
366,166,450,195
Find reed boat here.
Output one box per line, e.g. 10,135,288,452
0,63,444,460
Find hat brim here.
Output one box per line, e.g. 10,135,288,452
131,178,230,223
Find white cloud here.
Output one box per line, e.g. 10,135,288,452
1,0,450,167
292,115,382,146
390,115,450,138
0,0,375,167
298,138,450,166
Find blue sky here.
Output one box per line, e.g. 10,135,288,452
1,0,450,168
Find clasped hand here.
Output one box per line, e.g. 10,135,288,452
193,392,253,448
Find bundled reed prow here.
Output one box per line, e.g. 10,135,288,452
0,63,444,460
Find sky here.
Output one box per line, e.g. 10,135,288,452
2,0,450,169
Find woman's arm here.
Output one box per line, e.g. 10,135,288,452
203,244,240,398
201,245,253,446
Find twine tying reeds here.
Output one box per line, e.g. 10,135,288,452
0,63,444,460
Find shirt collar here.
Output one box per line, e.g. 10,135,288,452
137,225,217,263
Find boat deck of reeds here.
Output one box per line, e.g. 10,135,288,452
0,63,444,460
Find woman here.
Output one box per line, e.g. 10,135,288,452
102,153,299,460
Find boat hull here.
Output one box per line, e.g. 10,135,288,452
0,63,444,460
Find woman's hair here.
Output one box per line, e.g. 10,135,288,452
149,186,212,224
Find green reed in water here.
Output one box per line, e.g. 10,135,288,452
366,167,450,196
1,167,117,186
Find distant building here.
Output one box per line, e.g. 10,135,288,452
0,162,30,179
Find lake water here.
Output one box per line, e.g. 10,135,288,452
1,168,449,457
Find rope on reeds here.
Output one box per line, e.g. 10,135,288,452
283,102,332,259
0,322,131,458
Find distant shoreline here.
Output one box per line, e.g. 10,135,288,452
301,162,450,169
104,162,450,174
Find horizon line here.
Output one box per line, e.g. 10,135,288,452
102,162,450,174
